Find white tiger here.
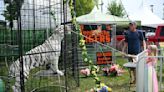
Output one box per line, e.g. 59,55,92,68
9,0,72,92
10,26,66,92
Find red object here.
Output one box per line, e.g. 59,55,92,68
147,25,164,44
109,65,116,72
80,68,90,76
96,51,112,65
116,25,164,45
116,35,125,41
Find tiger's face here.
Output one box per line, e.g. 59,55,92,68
52,25,72,40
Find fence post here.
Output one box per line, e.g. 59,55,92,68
136,51,147,92
63,0,68,91
16,0,25,91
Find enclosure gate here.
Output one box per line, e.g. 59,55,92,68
0,0,79,92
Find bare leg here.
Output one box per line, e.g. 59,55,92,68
130,68,136,84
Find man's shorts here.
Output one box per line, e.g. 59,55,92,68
123,57,136,69
128,57,134,62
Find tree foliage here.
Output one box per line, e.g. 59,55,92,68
107,0,125,17
2,0,24,26
75,0,95,17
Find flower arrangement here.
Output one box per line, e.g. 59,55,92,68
102,64,125,76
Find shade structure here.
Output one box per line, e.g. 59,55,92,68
129,7,164,28
77,6,130,25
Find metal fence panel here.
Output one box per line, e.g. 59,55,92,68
0,0,79,92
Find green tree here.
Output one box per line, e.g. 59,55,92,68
2,0,24,27
107,0,125,17
76,0,95,17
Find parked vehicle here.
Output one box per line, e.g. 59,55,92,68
147,25,164,45
116,25,164,46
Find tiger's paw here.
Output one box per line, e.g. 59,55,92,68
12,85,20,92
57,70,64,76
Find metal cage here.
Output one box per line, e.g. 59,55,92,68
0,0,79,92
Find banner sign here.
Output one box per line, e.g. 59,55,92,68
96,51,112,65
80,24,111,43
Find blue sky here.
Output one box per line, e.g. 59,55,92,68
0,0,164,20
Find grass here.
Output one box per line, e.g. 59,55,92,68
0,56,163,92
76,57,132,92
77,73,130,92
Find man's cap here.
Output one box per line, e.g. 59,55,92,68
129,21,137,25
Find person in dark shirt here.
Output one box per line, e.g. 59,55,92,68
122,21,146,84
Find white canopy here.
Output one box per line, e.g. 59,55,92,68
77,6,129,24
129,7,164,28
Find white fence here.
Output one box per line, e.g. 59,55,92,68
136,50,164,92
136,50,147,92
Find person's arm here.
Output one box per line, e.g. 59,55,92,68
122,42,137,62
122,31,128,55
141,32,146,50
140,31,146,50
122,42,127,53
143,40,146,50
